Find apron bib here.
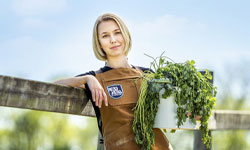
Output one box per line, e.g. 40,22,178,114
95,67,170,150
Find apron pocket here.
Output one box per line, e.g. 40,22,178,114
103,78,139,106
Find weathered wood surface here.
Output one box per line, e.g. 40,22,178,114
0,75,95,116
210,110,250,130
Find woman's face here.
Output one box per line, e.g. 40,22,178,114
98,20,125,60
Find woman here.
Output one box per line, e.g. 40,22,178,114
55,13,172,150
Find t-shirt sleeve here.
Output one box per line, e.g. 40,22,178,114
137,66,155,73
75,71,96,77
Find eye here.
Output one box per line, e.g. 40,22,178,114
115,31,121,34
102,35,108,38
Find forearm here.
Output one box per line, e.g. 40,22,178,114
54,75,92,88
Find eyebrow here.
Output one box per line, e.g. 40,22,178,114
100,29,120,35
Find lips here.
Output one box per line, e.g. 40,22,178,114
110,45,121,50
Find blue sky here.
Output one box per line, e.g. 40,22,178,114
0,0,250,98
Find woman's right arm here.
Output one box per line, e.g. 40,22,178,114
54,75,90,87
54,75,108,108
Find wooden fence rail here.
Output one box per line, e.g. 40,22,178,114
1,75,250,150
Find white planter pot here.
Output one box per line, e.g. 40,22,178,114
153,88,199,130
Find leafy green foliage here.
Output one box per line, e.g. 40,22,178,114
132,53,217,150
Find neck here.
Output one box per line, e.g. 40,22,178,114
106,56,131,68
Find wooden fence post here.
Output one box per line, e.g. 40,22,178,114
194,130,212,150
97,132,104,150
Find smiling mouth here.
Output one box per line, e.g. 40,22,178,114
110,45,121,49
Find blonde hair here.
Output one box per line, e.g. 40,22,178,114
92,13,132,61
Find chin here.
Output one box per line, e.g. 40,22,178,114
108,52,126,58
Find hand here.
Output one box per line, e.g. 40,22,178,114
86,75,108,108
187,112,202,120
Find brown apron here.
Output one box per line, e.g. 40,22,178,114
96,67,170,150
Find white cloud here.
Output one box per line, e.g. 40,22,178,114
47,25,105,77
11,0,68,16
129,14,190,42
0,36,51,79
126,13,250,71
127,14,209,67
20,18,56,29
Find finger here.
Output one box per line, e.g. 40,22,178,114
103,91,108,106
95,90,100,107
91,90,96,102
99,90,103,108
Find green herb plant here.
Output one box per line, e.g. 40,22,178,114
132,53,217,150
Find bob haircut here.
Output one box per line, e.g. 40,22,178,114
92,13,132,61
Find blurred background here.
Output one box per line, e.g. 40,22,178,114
0,0,250,149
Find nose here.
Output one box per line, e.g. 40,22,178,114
110,34,117,44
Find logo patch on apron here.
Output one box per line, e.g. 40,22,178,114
107,84,124,99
